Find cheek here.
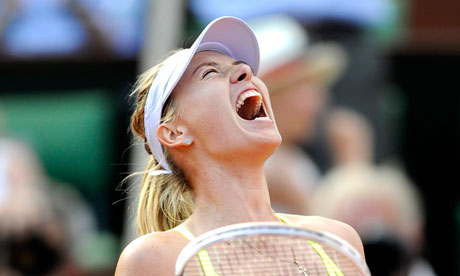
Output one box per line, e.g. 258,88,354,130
179,82,228,114
178,89,233,136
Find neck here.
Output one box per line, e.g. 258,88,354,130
184,162,278,235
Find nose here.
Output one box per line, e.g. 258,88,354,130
230,62,253,83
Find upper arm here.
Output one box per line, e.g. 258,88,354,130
115,235,174,276
330,219,366,260
317,217,366,260
285,214,366,260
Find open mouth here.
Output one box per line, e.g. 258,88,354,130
236,90,267,120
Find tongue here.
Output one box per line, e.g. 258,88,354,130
237,96,261,120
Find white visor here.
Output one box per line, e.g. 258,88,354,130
143,16,260,175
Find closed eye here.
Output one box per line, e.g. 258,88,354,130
202,68,218,78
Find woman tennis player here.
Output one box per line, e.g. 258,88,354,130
115,16,365,276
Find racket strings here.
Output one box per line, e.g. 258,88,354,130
181,234,363,275
242,237,311,275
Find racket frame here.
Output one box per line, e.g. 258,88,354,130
174,222,371,276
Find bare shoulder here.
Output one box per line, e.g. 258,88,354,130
279,213,365,259
115,230,187,276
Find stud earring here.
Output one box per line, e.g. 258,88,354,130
185,138,192,145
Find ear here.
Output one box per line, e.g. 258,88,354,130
157,123,191,149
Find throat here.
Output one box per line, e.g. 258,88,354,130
192,199,278,228
191,172,275,223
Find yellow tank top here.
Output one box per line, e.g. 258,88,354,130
175,214,344,276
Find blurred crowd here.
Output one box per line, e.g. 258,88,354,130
0,0,144,58
0,108,117,275
1,0,457,275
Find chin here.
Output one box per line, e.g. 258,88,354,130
253,131,282,160
221,131,281,166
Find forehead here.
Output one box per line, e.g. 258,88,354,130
173,51,235,96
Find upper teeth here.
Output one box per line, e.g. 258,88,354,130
236,90,262,112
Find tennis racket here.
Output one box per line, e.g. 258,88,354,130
175,222,371,276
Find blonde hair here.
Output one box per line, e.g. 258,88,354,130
130,51,194,235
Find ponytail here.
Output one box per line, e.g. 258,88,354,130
129,50,194,235
136,156,193,235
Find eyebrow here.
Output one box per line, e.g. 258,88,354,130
192,61,219,76
191,60,250,76
233,60,248,66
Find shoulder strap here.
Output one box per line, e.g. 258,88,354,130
276,213,293,224
276,213,344,275
176,223,196,241
308,240,345,276
175,224,221,276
